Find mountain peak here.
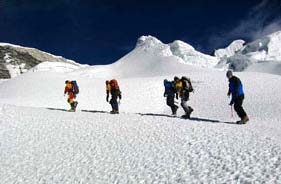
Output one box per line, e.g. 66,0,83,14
169,40,195,51
136,35,163,48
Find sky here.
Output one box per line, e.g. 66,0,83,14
0,0,281,65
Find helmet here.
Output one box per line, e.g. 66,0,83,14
226,70,233,78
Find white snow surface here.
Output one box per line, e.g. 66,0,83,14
1,67,281,183
29,61,81,73
245,61,281,75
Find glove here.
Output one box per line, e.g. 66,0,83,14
106,95,109,102
227,92,231,97
119,94,122,100
176,93,178,99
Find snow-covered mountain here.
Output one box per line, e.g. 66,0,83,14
0,36,220,79
169,40,218,67
2,30,281,80
73,36,218,79
215,31,281,73
0,43,83,78
214,40,245,60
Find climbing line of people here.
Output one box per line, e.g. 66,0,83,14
163,70,249,124
63,70,249,124
64,79,122,114
164,76,194,119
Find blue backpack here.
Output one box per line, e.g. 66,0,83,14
164,80,176,95
164,80,173,89
71,81,79,95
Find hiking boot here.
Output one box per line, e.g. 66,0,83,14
236,116,249,124
68,109,75,112
241,116,249,124
236,120,242,124
110,110,119,114
172,106,178,116
183,106,193,119
188,106,194,114
181,114,190,119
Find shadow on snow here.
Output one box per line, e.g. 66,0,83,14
138,113,237,124
46,108,238,125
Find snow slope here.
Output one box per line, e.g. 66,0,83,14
1,67,281,183
29,61,82,73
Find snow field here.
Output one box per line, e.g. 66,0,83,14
1,69,281,183
0,105,281,183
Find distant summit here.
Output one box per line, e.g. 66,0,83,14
0,43,82,79
135,35,218,67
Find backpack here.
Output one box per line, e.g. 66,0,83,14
181,76,193,92
109,79,120,90
164,80,176,91
71,80,79,95
164,80,172,88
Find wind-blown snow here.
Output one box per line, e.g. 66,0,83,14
1,67,281,183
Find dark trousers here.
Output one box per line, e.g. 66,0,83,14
166,95,178,114
234,95,247,119
110,96,119,111
70,101,78,110
180,92,192,114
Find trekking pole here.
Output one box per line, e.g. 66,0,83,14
230,105,234,118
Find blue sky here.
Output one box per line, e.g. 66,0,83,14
0,0,281,65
